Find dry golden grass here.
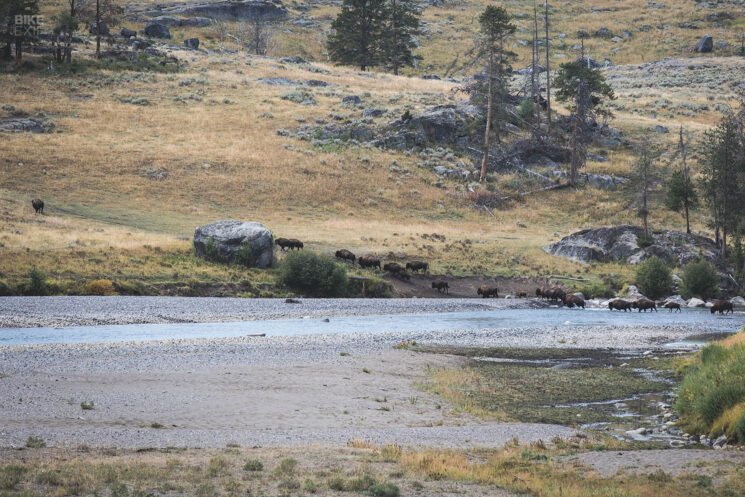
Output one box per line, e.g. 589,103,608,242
2,4,744,292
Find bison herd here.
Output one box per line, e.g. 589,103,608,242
607,297,735,314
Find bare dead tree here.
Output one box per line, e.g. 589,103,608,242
544,0,551,133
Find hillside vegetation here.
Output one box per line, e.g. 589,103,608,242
1,0,745,295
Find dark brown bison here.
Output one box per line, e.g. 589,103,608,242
276,238,304,251
31,198,44,214
383,262,410,280
432,280,449,294
633,298,657,312
710,300,734,315
358,255,381,270
477,285,499,298
406,261,429,273
542,287,566,302
663,302,682,312
609,299,633,311
536,287,544,298
563,293,586,308
517,291,527,298
335,249,356,263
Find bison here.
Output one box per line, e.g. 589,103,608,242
276,238,304,251
335,249,356,263
609,299,633,311
563,293,586,308
406,261,429,273
663,302,682,313
31,198,44,214
432,280,449,294
542,287,566,303
477,285,499,298
383,262,410,280
633,298,657,312
517,291,527,298
710,300,734,315
358,254,381,270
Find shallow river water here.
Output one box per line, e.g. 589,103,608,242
1,306,743,346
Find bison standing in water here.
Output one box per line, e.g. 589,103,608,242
432,280,449,294
633,298,657,312
609,299,633,311
32,199,44,214
477,285,499,298
517,291,527,298
710,300,734,315
563,293,585,308
663,302,682,312
335,249,356,263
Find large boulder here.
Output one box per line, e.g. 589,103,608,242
544,225,722,267
687,297,706,308
696,35,713,53
184,37,200,49
89,21,110,36
121,27,137,38
145,22,171,39
550,170,628,190
193,220,274,268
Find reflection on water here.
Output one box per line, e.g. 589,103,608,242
1,306,743,346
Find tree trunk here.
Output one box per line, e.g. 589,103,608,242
479,53,494,182
2,42,11,60
14,35,22,68
544,0,551,134
96,0,101,59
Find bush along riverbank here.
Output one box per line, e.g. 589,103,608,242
675,330,745,447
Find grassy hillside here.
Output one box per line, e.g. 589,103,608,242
1,0,744,295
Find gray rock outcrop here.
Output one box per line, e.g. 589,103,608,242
544,225,722,267
550,171,628,190
184,37,200,49
145,1,287,21
121,27,137,38
696,35,713,53
193,220,274,268
144,22,171,39
372,104,481,150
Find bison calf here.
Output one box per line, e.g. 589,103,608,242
663,302,681,313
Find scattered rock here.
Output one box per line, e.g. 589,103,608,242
654,125,669,133
731,296,745,307
550,171,628,190
184,37,200,49
596,27,613,38
145,1,288,21
89,21,109,36
193,220,274,268
421,74,441,80
0,116,54,134
144,22,171,39
279,56,306,64
362,108,385,118
258,77,296,85
121,27,137,38
696,35,713,53
342,95,362,105
686,298,706,308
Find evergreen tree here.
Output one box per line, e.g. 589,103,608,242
327,0,388,71
554,41,614,186
700,114,745,257
632,140,661,241
1,0,40,67
381,0,420,75
664,170,699,233
474,5,516,181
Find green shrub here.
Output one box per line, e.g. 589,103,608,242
636,236,654,248
680,259,720,300
369,481,400,497
346,276,393,297
634,256,673,299
280,251,348,297
274,458,297,477
577,281,614,299
204,238,223,263
25,436,46,448
25,267,50,296
0,465,26,490
0,280,15,296
517,97,536,121
346,474,376,491
233,239,255,267
675,334,745,438
328,477,346,491
243,459,263,472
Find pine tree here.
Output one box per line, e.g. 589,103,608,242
474,5,516,182
382,0,420,75
664,127,698,234
1,0,40,67
327,0,388,71
632,140,661,241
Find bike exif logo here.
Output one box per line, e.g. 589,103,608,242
13,15,44,37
